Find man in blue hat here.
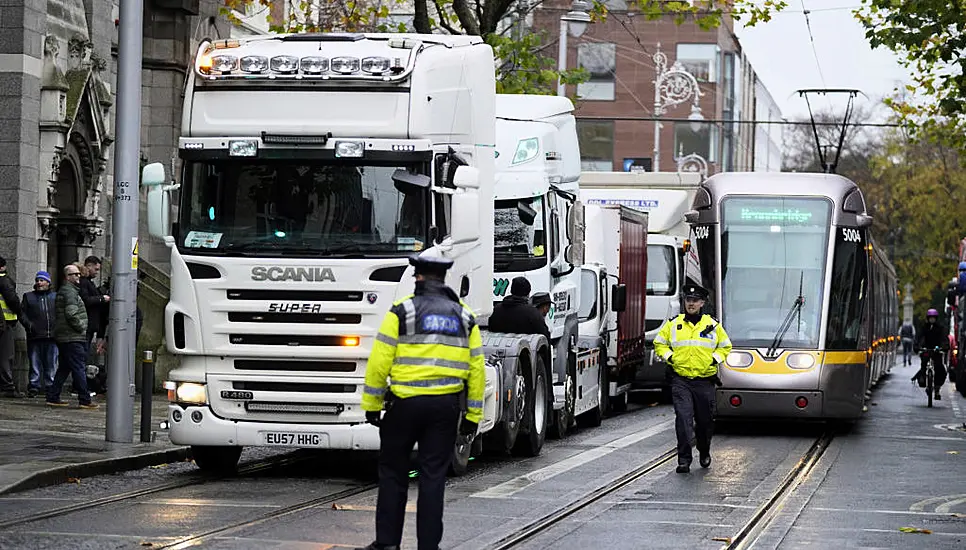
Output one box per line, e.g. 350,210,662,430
19,271,58,397
654,282,732,473
359,253,485,550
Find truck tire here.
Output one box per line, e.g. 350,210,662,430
191,445,242,475
550,352,576,439
484,361,525,456
513,355,548,457
578,348,606,428
610,387,628,413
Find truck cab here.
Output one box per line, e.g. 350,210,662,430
491,94,592,437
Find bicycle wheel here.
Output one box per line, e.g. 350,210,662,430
926,362,934,408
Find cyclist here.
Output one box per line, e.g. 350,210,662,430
912,308,947,400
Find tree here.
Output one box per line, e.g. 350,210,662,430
783,105,966,315
855,1,966,149
220,1,788,95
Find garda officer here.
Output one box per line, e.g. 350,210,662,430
0,256,23,398
359,253,485,550
653,283,731,473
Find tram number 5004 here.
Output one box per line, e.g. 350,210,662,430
693,226,710,240
842,228,862,243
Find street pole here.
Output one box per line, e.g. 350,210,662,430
556,17,568,97
106,0,144,443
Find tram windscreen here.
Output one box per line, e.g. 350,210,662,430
720,197,832,349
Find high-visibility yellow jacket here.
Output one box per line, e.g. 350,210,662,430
362,280,485,424
0,272,18,322
653,313,732,379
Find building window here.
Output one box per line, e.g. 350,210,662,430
675,123,716,163
676,43,720,83
577,120,614,171
577,43,616,101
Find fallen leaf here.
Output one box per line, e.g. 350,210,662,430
649,403,658,407
148,464,167,469
66,477,81,484
951,513,966,518
946,451,959,455
899,527,932,534
712,537,732,542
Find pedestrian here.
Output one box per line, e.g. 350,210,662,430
531,292,552,318
0,256,24,398
900,321,915,366
488,276,550,342
46,264,97,409
653,283,732,473
357,253,485,550
19,271,58,397
79,256,109,393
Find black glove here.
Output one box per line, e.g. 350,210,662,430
711,374,723,387
365,411,382,427
459,418,478,437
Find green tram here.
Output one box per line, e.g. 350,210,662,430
684,173,898,420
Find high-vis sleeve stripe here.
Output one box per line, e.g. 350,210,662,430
467,399,483,409
399,333,469,347
393,377,465,388
394,356,470,371
375,333,397,346
364,385,385,396
470,347,484,356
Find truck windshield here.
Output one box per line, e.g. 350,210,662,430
178,160,429,256
720,196,831,349
494,196,547,271
647,245,676,296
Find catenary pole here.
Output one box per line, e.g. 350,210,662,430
106,0,144,442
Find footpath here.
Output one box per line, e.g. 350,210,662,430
0,393,188,495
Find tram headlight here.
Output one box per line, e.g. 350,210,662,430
726,351,753,368
786,353,816,370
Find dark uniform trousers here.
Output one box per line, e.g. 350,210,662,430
670,374,716,464
376,392,460,550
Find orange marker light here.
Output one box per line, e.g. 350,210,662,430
198,54,212,74
342,336,360,347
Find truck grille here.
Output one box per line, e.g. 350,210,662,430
245,402,345,415
228,312,362,324
234,360,356,372
228,334,354,346
233,381,355,393
226,289,363,301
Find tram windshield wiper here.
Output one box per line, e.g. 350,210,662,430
766,273,805,358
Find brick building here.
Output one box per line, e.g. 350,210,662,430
531,0,783,174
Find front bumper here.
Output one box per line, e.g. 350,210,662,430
166,404,381,450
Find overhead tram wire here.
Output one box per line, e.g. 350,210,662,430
574,115,903,128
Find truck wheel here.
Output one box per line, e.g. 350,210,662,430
484,361,525,456
579,350,606,428
550,362,576,439
449,425,473,476
513,355,548,457
191,445,242,475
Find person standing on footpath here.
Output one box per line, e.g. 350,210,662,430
46,264,97,409
19,271,58,397
357,254,485,550
0,256,24,398
653,283,732,473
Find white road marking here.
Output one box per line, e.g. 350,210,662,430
813,507,965,516
470,420,673,499
910,494,966,512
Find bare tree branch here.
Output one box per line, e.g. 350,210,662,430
432,0,460,34
414,0,432,33
452,0,481,35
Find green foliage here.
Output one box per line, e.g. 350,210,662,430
591,1,788,30
784,107,965,316
855,1,966,150
487,33,588,95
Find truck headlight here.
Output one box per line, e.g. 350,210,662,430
164,381,207,405
229,140,257,157
361,56,391,74
270,55,299,74
512,137,540,165
300,56,328,74
240,55,268,73
330,56,360,74
335,140,364,158
210,55,238,74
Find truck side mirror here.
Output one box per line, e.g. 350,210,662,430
449,166,480,245
611,283,627,313
142,163,169,238
517,201,537,225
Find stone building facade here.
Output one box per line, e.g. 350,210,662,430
0,0,229,387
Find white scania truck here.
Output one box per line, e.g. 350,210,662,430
491,94,602,435
142,33,552,473
579,171,701,389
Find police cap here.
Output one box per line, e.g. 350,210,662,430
409,253,454,277
531,292,552,308
683,283,709,300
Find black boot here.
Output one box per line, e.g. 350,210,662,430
356,543,400,550
700,453,711,468
676,463,690,474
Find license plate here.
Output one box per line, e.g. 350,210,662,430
262,432,327,447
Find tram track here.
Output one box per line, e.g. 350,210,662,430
724,431,834,549
0,451,312,531
486,430,834,550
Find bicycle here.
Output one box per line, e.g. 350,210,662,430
916,346,943,407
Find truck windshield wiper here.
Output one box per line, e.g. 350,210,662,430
766,272,805,358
